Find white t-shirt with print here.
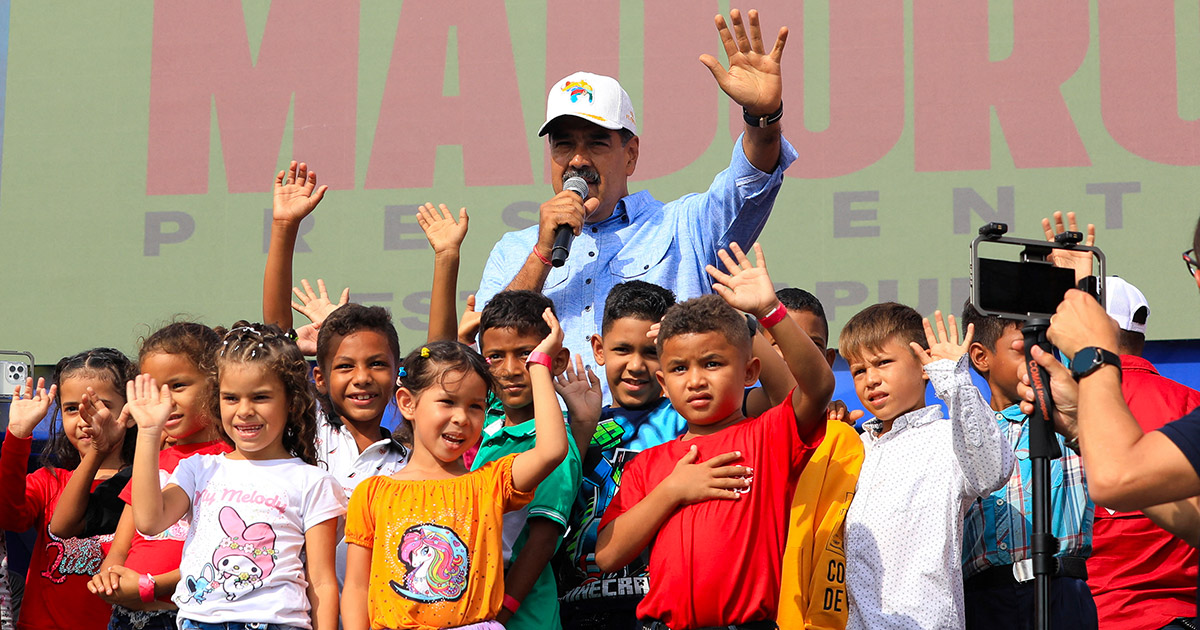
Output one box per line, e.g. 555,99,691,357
168,454,347,629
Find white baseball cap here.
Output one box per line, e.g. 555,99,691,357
538,71,638,137
1105,276,1150,334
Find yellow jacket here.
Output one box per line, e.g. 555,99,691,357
776,420,864,630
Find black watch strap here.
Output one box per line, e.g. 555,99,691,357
1071,347,1121,381
743,101,783,128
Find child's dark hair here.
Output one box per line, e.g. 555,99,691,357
839,302,927,361
960,300,1022,353
211,321,318,465
601,281,676,333
479,290,555,340
398,341,495,397
313,304,407,442
316,304,402,369
657,295,751,354
139,321,222,379
44,348,139,470
777,288,828,331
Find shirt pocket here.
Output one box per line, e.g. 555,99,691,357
607,229,674,280
543,264,570,291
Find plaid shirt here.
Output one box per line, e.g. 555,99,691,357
961,404,1093,578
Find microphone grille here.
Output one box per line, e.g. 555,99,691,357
563,177,589,199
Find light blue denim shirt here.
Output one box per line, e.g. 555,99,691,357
476,134,797,402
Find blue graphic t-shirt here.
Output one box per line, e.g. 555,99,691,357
557,397,687,626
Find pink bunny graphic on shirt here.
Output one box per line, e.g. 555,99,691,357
210,506,278,601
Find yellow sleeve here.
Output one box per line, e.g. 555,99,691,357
776,421,865,630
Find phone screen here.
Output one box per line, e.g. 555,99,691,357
976,258,1076,319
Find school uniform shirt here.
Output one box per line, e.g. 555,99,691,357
775,419,864,630
599,392,825,629
1088,355,1200,630
557,398,687,627
0,431,115,630
344,454,534,630
168,454,346,629
118,439,233,578
845,357,1014,630
471,417,582,630
314,410,410,584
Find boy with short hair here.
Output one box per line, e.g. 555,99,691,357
474,290,584,630
595,243,835,630
557,280,682,629
958,301,1095,630
840,303,1013,630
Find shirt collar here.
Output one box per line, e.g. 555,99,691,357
996,403,1029,424
482,417,538,440
863,404,943,442
1119,354,1156,374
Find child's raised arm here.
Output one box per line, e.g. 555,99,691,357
48,389,130,538
743,326,798,417
554,354,602,456
510,309,569,493
707,243,835,431
0,378,57,531
127,375,191,536
417,202,469,343
264,161,328,329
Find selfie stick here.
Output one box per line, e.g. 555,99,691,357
1022,319,1063,630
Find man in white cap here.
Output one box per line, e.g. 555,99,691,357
1087,276,1200,630
475,8,795,395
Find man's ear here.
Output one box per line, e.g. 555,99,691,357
625,136,639,176
824,348,837,368
312,366,327,395
395,387,417,418
590,334,606,366
967,342,990,376
552,347,572,377
743,356,762,387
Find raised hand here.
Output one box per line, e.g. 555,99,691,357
706,242,777,319
910,311,974,365
8,377,56,439
827,399,864,427
294,322,321,356
79,387,130,454
458,294,481,346
416,203,469,255
533,308,565,358
699,9,787,116
1043,211,1096,283
662,446,749,505
555,354,602,427
272,161,327,224
291,278,349,325
124,374,174,432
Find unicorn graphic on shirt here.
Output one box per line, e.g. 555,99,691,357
390,524,469,603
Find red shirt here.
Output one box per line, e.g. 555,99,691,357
599,393,824,629
117,439,232,576
1087,355,1200,630
0,431,115,630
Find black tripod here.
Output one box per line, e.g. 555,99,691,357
1021,319,1063,630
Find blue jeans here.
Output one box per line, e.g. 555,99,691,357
179,619,300,630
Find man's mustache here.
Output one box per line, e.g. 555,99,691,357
563,167,600,186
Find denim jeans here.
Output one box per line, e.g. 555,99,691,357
108,607,177,630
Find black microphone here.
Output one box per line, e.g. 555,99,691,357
550,176,590,267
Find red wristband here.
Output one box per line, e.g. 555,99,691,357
526,351,553,371
758,302,788,328
532,246,552,266
502,593,522,614
138,573,156,603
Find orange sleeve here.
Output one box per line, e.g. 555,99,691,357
344,476,378,548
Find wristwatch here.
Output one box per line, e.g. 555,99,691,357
1070,347,1121,382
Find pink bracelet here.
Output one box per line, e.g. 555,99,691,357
532,247,552,266
138,573,156,603
758,302,788,328
502,593,522,614
526,351,553,370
